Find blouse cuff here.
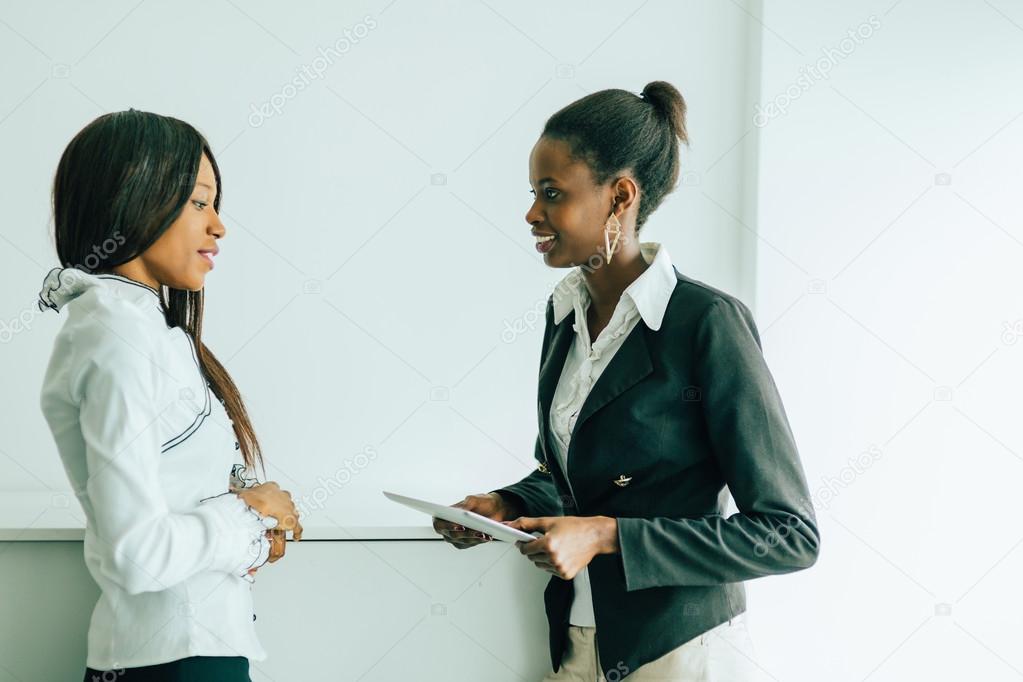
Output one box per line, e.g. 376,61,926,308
196,493,271,576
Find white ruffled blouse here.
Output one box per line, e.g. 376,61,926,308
37,267,271,670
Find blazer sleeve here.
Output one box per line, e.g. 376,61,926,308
616,297,820,590
70,309,269,595
491,436,563,518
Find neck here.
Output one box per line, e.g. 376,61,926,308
111,261,161,291
581,242,649,317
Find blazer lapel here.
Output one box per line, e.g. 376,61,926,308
570,322,653,442
537,310,576,483
536,308,655,487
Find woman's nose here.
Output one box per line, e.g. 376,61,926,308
210,212,226,239
525,200,543,226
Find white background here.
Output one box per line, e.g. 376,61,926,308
0,0,755,531
1,1,1021,680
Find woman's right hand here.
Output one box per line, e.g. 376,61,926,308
233,481,303,540
433,492,522,549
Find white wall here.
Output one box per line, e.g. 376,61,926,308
0,540,552,681
0,0,755,531
0,1,772,680
752,1,1023,680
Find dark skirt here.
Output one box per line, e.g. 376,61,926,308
84,656,249,681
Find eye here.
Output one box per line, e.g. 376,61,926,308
544,188,560,200
192,200,208,211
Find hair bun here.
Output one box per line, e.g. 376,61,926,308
641,81,688,145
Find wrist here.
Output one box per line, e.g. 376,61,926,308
595,516,619,555
491,491,524,520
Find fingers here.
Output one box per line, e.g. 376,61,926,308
453,493,499,518
447,534,491,550
267,529,286,563
429,495,503,549
431,517,493,547
518,538,549,558
271,488,301,536
510,516,550,533
520,549,556,573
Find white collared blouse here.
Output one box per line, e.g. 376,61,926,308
37,267,271,670
548,242,679,626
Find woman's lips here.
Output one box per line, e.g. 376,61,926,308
535,234,557,254
198,251,216,269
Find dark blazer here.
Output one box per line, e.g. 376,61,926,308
494,268,820,679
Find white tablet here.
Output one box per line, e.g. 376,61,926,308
382,490,539,543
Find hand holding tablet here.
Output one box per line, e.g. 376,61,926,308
383,491,541,545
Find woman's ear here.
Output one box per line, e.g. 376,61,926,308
611,176,639,217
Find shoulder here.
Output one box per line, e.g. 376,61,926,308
59,289,172,390
662,272,755,331
67,289,159,349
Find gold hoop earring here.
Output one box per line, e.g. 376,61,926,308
604,213,622,263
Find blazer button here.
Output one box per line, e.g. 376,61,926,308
613,474,633,488
537,460,551,475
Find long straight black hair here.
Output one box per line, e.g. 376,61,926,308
52,109,263,472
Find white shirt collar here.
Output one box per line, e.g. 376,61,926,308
38,267,166,319
552,242,677,331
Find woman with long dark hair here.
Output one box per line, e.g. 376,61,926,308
434,82,819,680
38,109,301,681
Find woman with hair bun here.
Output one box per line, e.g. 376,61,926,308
435,81,819,680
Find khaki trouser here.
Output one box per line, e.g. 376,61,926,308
541,613,765,681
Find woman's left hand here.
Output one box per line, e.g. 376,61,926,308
504,516,619,580
267,528,287,563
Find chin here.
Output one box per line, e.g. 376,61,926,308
544,245,588,269
172,275,205,292
543,253,573,268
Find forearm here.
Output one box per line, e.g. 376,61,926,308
492,467,562,518
492,490,526,519
91,492,269,594
617,509,819,590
